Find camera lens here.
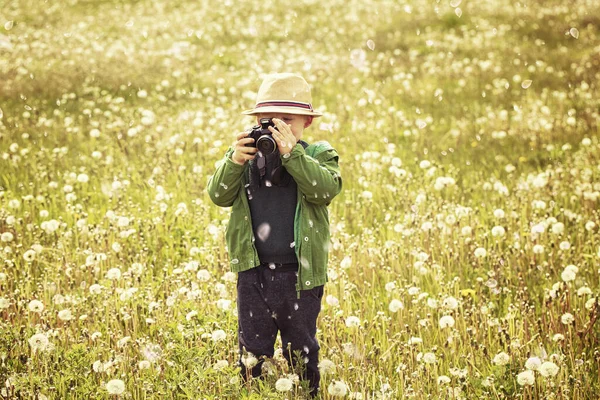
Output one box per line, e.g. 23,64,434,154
256,135,276,155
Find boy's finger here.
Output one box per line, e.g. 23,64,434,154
237,137,255,146
236,131,250,140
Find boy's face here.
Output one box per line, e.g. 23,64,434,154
256,113,312,141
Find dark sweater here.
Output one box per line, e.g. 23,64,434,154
247,163,298,265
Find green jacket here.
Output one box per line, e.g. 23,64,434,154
207,141,342,291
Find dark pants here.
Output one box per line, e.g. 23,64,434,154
237,264,324,395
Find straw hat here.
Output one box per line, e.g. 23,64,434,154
242,73,323,117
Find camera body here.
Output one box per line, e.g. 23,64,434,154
246,118,277,155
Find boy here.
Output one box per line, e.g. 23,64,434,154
206,72,342,397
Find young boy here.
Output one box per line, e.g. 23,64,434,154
207,73,342,397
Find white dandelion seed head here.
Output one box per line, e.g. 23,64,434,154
105,379,126,395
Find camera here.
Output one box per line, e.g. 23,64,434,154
246,118,277,155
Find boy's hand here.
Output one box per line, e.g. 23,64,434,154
269,118,297,156
231,132,258,165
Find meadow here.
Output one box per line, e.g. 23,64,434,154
1,0,600,398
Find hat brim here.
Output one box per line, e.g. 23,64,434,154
242,106,322,117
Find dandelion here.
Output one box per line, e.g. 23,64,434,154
532,244,545,254
211,329,227,342
105,379,126,395
23,249,36,262
561,264,578,282
438,375,451,384
241,353,258,368
106,268,121,280
318,359,336,375
28,299,44,313
538,361,560,377
552,333,565,342
439,315,455,329
139,360,151,370
28,333,49,352
388,299,404,313
1,232,14,242
422,352,437,364
560,313,574,325
491,226,505,237
213,360,229,371
442,296,459,310
492,352,510,366
517,370,535,386
326,295,340,307
328,380,349,397
197,269,211,281
345,316,361,327
474,247,487,258
525,357,542,370
0,297,10,309
275,377,294,392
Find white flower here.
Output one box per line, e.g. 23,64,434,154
1,232,14,242
28,300,44,313
28,333,49,352
388,299,404,313
552,333,565,342
106,268,122,280
275,377,294,392
491,226,506,237
213,360,229,371
211,329,227,342
326,295,340,307
139,360,151,370
492,352,510,366
538,361,560,377
474,247,487,258
105,379,125,395
216,298,231,311
585,298,597,310
241,354,257,368
561,264,578,283
439,315,455,329
525,357,542,370
585,221,596,231
551,222,564,234
559,241,571,250
340,256,352,269
23,249,36,262
532,244,545,254
493,209,505,218
0,297,10,309
327,380,349,397
345,316,361,327
318,359,337,375
560,313,574,325
517,370,535,386
437,375,451,384
408,337,423,345
422,352,437,364
197,269,211,281
442,296,459,310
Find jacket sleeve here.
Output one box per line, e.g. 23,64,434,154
281,143,342,206
206,148,246,207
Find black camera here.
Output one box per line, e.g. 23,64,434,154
246,118,277,155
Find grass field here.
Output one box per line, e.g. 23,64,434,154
1,0,600,398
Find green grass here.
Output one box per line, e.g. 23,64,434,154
1,0,600,398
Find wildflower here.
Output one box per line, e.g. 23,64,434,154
211,329,227,342
326,295,340,307
28,300,44,313
493,209,505,218
241,353,258,368
491,226,506,237
532,244,545,254
275,377,294,392
559,241,571,250
561,265,578,282
560,313,574,325
517,370,535,386
525,356,541,370
492,352,510,366
551,222,564,234
23,249,36,262
408,337,423,345
437,375,451,384
28,333,49,352
474,247,487,258
57,309,72,321
213,360,229,371
139,360,151,370
439,315,455,329
1,232,14,242
552,333,565,342
385,281,397,292
442,296,459,310
197,269,211,281
585,298,597,310
318,359,336,375
105,379,126,395
328,380,349,397
106,268,121,280
0,297,10,309
422,352,437,364
345,316,361,327
186,310,198,321
538,361,560,377
388,299,404,313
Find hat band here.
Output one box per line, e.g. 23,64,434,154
255,100,313,111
